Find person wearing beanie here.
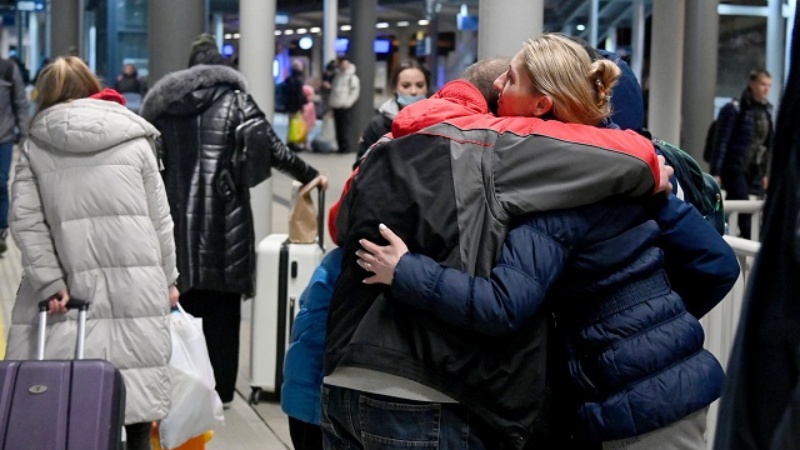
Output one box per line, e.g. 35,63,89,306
141,34,327,408
188,33,226,67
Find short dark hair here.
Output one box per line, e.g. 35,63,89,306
461,57,511,114
749,68,771,81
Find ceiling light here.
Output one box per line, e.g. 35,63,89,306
233,33,241,39
297,28,308,34
576,24,586,31
284,30,294,35
376,22,389,29
340,25,352,31
310,27,321,33
224,33,232,39
299,36,314,50
418,19,430,26
396,21,410,27
275,30,282,36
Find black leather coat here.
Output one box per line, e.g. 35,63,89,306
142,65,318,296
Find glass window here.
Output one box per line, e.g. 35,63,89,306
117,0,146,30
717,15,767,99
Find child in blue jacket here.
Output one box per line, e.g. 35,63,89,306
281,248,342,450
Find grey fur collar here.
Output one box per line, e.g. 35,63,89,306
140,64,248,121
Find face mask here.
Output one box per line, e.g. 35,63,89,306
396,93,427,107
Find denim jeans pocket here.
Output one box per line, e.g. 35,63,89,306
320,386,352,450
359,395,441,449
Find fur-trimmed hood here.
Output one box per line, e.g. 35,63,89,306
140,64,248,121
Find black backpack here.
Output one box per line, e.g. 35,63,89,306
703,100,739,163
654,138,725,235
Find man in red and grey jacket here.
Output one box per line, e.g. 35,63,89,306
323,58,671,449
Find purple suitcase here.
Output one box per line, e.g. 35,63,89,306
0,300,125,450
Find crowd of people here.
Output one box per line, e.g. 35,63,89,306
0,18,794,450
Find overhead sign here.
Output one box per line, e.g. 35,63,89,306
17,1,46,12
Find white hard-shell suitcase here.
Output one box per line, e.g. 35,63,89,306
248,188,325,404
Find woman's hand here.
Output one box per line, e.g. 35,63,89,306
656,155,675,195
356,224,408,285
319,175,329,191
47,288,70,315
169,285,180,308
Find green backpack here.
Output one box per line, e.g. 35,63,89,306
653,138,725,235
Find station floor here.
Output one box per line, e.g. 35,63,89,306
0,114,357,449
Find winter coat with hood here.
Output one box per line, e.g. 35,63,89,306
140,64,319,296
6,94,177,424
328,63,359,109
325,80,664,449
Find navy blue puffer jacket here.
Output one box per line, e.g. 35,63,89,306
391,195,739,442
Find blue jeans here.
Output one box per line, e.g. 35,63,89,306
0,141,13,230
320,384,494,450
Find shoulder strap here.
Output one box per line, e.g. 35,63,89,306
0,60,13,82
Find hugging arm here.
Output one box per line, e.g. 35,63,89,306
493,126,669,216
359,223,567,337
653,195,740,318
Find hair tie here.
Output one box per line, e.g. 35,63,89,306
595,78,608,106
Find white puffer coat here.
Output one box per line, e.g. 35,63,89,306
6,98,177,424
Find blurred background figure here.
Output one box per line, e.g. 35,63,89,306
114,63,143,94
0,54,29,256
328,57,360,154
710,69,774,239
355,60,430,167
114,63,145,114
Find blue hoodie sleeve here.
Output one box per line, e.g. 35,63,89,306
653,195,740,318
390,220,568,338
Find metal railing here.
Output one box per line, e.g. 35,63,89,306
724,199,765,240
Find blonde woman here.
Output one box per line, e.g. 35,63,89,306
339,34,739,449
6,56,178,450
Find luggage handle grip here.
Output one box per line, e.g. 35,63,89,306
37,299,90,312
37,299,89,360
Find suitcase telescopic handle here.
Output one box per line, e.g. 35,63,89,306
317,187,326,252
37,299,90,361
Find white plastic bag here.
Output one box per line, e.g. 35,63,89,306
159,304,225,449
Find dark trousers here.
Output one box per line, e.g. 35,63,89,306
289,416,324,450
180,289,242,403
722,170,754,239
332,107,353,153
125,422,153,450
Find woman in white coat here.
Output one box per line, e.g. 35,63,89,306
5,56,179,450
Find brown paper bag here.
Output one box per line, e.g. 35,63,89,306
288,176,324,244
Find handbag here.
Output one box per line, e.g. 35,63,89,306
159,304,224,449
287,111,308,145
233,91,272,188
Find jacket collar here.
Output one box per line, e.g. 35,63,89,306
140,64,247,121
391,79,489,138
